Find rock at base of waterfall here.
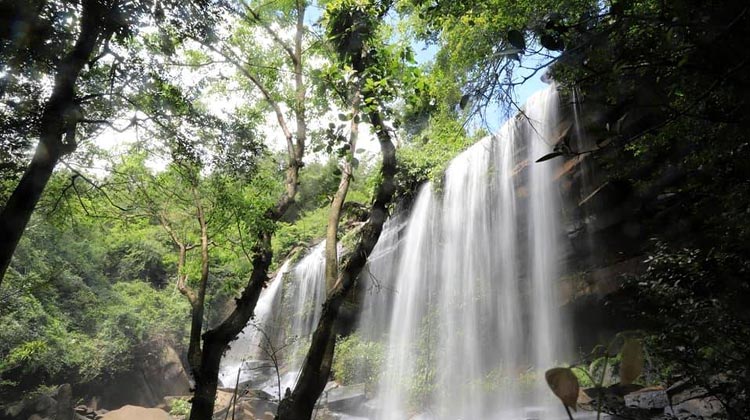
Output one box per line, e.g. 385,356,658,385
259,371,299,400
665,396,724,419
624,387,669,409
99,405,172,420
213,390,234,416
664,382,725,419
220,360,277,389
212,388,278,420
245,390,278,418
0,383,76,420
324,383,366,412
73,404,109,420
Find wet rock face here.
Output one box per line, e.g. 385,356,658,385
665,382,725,420
624,387,669,410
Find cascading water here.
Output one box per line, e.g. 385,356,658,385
366,87,568,419
220,260,290,388
357,216,405,341
217,243,327,392
286,242,327,361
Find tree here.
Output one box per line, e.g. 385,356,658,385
276,0,403,416
0,0,209,286
182,1,318,416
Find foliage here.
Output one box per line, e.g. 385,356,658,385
0,211,189,400
617,243,750,417
401,0,598,116
272,208,330,262
332,333,384,389
395,113,472,200
169,397,192,417
545,367,579,411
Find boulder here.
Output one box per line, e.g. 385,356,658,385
241,390,278,418
624,386,669,410
56,384,74,420
213,390,234,415
325,384,366,413
663,381,725,418
0,384,68,420
94,344,191,409
31,395,56,417
668,396,724,419
100,406,172,420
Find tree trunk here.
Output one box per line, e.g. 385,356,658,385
187,190,210,372
0,0,104,285
188,234,273,420
325,93,360,289
276,109,397,420
187,330,225,420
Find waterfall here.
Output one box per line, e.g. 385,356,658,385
286,241,327,368
219,260,290,388
218,87,569,419
217,243,328,391
367,87,567,419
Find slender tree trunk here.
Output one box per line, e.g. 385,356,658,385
325,93,360,289
277,109,397,420
0,0,104,285
186,191,210,372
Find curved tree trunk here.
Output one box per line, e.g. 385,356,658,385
276,109,397,419
189,233,274,419
0,0,105,285
325,92,360,289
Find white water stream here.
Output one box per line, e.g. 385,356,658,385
363,87,568,419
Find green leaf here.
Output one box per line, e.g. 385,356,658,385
459,94,470,110
507,30,526,50
619,338,644,385
535,151,564,162
540,34,564,51
545,367,579,410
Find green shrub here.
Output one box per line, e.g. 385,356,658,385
169,398,191,417
332,334,385,389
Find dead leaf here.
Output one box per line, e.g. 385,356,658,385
619,338,644,385
545,367,580,410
